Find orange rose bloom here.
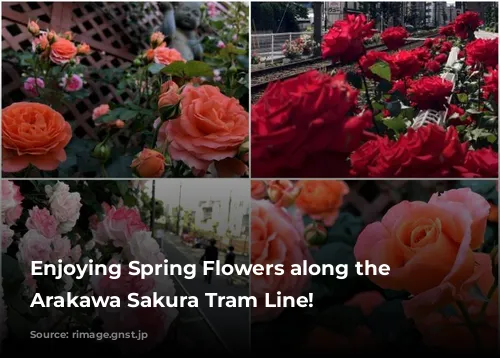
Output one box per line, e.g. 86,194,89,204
159,84,248,173
131,149,165,178
77,43,91,55
251,180,267,199
158,80,181,108
2,102,72,172
50,38,77,64
295,180,349,226
267,180,300,207
154,46,185,65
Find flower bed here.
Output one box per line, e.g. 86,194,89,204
250,179,498,353
2,2,249,178
251,12,498,178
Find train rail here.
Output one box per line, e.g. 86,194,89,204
251,33,439,103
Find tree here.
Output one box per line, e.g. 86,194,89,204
251,2,308,32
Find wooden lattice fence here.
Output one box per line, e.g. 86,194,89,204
2,1,235,141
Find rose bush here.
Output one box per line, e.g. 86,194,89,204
251,12,498,178
251,180,498,354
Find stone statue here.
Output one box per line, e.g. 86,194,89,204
162,2,204,61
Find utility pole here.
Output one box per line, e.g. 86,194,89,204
313,2,322,45
227,190,232,224
176,182,182,235
150,180,156,242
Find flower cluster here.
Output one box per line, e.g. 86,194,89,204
282,38,304,59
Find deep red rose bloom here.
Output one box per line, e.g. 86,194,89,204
349,125,469,177
423,38,433,48
465,38,498,68
439,23,455,37
412,47,432,66
463,147,498,178
390,50,422,79
408,76,453,110
322,14,375,63
440,41,453,54
434,53,448,64
381,26,408,51
454,11,483,40
358,51,395,80
425,60,441,73
446,104,473,126
482,67,498,101
389,78,413,97
251,70,372,177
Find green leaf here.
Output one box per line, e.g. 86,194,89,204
346,71,363,90
119,109,139,122
105,155,134,178
377,79,393,94
184,60,214,78
457,93,468,103
161,61,187,77
324,212,364,247
383,116,408,134
312,242,356,278
148,63,165,74
369,60,391,81
386,101,402,117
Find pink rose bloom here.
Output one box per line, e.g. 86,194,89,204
2,224,14,253
2,181,23,226
216,40,225,49
60,74,83,92
92,206,149,247
26,206,58,239
251,199,313,322
92,104,110,121
98,265,156,299
70,244,82,263
207,2,219,17
46,182,82,234
50,236,71,262
124,230,165,265
23,77,45,96
17,230,52,270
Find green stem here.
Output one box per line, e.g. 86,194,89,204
100,164,108,177
480,277,498,314
357,61,380,135
456,300,481,351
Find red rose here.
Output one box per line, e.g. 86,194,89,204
434,53,448,64
349,125,469,177
440,41,452,54
425,60,441,73
322,14,375,63
411,47,432,66
251,70,372,177
463,147,498,178
381,26,408,51
423,38,433,48
358,51,394,80
408,76,453,110
389,78,413,97
465,38,498,68
483,68,498,102
446,104,473,126
439,23,455,37
454,11,483,40
390,50,422,79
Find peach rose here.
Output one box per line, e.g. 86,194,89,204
251,180,267,199
154,46,185,65
76,43,91,55
131,149,165,178
251,199,313,322
32,33,49,52
295,181,349,226
407,253,498,353
49,38,77,64
92,104,110,121
158,80,181,109
159,84,248,173
27,20,40,36
2,102,72,172
267,180,300,207
150,32,165,47
354,188,489,296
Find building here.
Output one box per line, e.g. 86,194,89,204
426,2,450,26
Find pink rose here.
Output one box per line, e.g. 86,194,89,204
124,230,165,265
26,206,58,239
50,236,71,262
2,181,23,226
70,245,82,263
92,104,110,121
92,206,149,247
2,224,14,253
46,182,82,233
23,77,45,96
60,74,83,92
17,230,52,270
217,40,225,48
251,199,313,322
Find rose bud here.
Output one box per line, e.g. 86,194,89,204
150,31,166,48
27,20,40,36
47,30,58,43
304,222,328,246
114,119,125,128
267,180,300,208
158,80,182,119
77,43,91,55
131,148,166,178
63,31,72,40
91,142,111,163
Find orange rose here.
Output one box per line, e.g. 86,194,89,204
158,80,181,108
131,149,165,178
154,46,185,65
77,43,91,55
62,31,72,40
145,48,154,62
32,33,49,52
488,202,498,222
50,38,77,64
159,84,248,173
2,102,72,172
150,31,165,48
354,188,489,296
251,180,267,199
295,180,349,226
267,180,300,207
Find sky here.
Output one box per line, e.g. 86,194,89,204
143,179,250,211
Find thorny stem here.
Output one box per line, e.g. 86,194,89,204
357,60,380,135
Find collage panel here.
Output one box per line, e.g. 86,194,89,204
250,2,499,178
1,179,250,355
2,2,249,179
250,179,499,354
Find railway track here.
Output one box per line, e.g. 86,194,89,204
251,33,439,103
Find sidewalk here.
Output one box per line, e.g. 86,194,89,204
160,230,250,354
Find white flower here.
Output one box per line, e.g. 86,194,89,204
47,182,82,234
125,230,165,265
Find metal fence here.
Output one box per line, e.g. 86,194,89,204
251,31,326,63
